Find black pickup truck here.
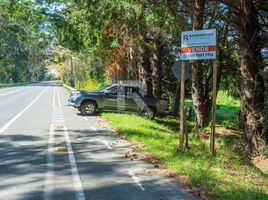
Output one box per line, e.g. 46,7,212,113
68,84,168,119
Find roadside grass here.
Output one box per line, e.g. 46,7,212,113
102,91,265,199
102,113,268,200
101,92,268,200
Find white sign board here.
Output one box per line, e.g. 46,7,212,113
180,29,216,60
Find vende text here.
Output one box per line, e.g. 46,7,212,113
181,45,216,53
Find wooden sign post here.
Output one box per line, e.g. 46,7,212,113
210,60,217,156
179,61,186,152
180,29,217,156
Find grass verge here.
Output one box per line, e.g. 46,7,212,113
102,113,268,200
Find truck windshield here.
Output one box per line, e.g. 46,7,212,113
97,85,111,92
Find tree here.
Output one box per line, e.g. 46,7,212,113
0,0,50,83
222,0,267,155
190,0,212,129
51,0,188,97
48,0,268,156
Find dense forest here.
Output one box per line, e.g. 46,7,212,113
0,0,267,156
0,0,52,82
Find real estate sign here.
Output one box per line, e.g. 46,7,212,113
180,29,216,60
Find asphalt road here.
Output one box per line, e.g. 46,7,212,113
0,82,196,200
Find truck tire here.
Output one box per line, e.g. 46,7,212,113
81,101,97,116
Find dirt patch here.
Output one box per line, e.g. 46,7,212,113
98,117,115,131
144,168,191,188
198,127,241,140
216,127,241,138
252,156,268,175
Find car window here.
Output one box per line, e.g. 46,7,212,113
125,87,139,96
105,86,118,95
98,85,111,92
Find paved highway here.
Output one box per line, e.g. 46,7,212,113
0,82,195,200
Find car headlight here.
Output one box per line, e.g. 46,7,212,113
70,91,81,98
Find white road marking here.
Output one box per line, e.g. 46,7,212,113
127,169,145,191
56,88,62,107
91,126,97,131
51,86,85,200
52,118,65,120
52,87,56,107
102,140,112,149
83,117,88,121
43,125,55,200
52,120,65,123
52,114,63,117
64,126,86,200
52,117,65,120
0,88,48,134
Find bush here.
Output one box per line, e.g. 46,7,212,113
75,78,103,91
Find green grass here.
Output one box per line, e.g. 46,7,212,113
217,91,240,107
102,113,268,200
216,91,240,128
184,91,241,128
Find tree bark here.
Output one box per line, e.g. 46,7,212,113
191,0,212,128
127,38,138,80
136,4,153,96
138,40,153,96
152,35,163,98
236,0,265,155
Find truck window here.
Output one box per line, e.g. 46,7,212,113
125,87,139,96
106,86,118,95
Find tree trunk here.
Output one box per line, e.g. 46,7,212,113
138,40,153,96
143,48,153,96
217,24,229,93
152,35,163,98
191,0,212,128
237,0,265,155
127,38,138,80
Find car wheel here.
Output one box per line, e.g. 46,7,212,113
144,107,156,120
81,102,97,116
